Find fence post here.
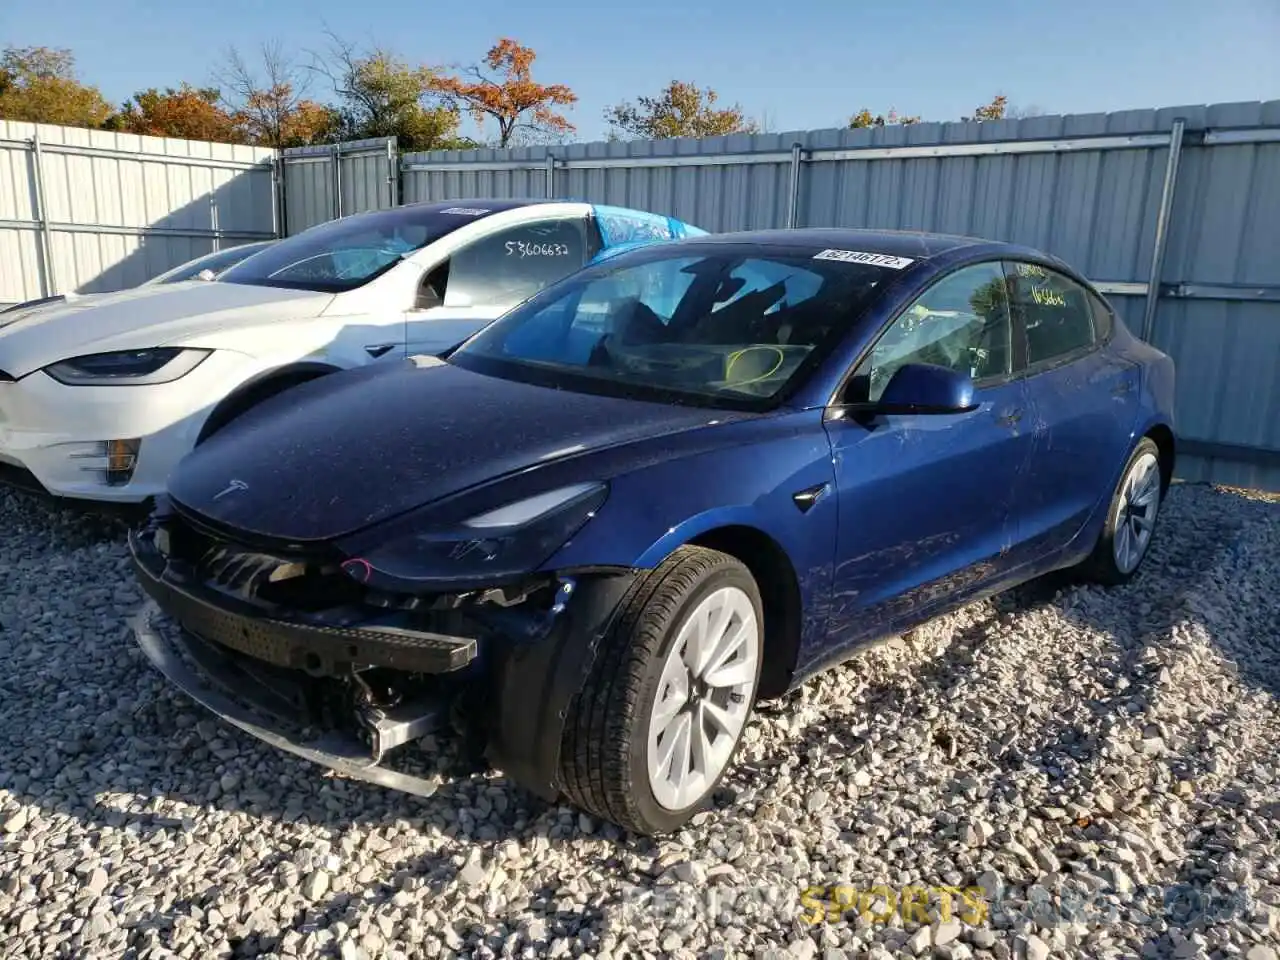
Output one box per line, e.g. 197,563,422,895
785,141,805,228
332,143,343,220
209,194,221,252
386,138,398,208
30,131,58,297
270,152,283,238
1141,117,1186,343
544,154,556,199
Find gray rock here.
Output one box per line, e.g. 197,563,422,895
908,926,932,955
301,870,330,901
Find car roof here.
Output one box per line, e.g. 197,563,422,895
392,198,562,215
673,227,1011,260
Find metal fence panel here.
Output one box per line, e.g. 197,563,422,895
0,120,276,306
280,137,397,234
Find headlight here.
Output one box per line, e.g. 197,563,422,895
44,348,211,386
340,482,608,591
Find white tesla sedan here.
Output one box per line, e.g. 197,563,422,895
0,199,705,503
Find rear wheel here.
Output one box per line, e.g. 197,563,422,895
559,546,763,835
1078,437,1164,585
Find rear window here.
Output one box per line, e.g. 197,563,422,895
219,206,499,293
1006,261,1096,365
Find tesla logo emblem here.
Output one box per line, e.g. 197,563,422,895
213,479,249,501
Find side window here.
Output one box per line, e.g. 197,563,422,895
854,262,1012,401
1005,261,1096,366
1089,292,1115,341
436,218,587,311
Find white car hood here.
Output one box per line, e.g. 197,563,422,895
0,281,334,378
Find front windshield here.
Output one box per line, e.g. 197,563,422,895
450,247,894,408
149,242,272,285
219,207,488,293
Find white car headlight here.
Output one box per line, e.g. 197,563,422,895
43,348,212,386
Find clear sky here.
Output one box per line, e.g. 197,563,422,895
6,0,1279,143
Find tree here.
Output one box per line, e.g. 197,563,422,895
431,39,576,148
0,45,112,128
309,34,472,151
848,107,921,129
218,42,338,148
605,81,758,141
962,95,1008,122
106,84,243,142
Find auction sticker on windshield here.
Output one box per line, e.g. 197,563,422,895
812,249,915,269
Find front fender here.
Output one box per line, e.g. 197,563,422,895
632,504,782,568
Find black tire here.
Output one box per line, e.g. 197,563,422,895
1077,436,1164,586
559,545,764,835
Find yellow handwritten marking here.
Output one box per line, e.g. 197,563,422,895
725,346,785,385
1030,286,1066,307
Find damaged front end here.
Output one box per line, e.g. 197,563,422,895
128,496,637,801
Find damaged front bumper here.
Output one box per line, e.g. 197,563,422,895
130,601,451,797
130,527,478,676
126,521,639,802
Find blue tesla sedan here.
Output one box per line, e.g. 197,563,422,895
129,227,1177,835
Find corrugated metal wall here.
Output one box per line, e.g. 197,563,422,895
0,121,277,305
397,100,1280,490
280,137,397,234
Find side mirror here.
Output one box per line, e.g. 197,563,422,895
858,363,978,416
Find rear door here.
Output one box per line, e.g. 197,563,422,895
1003,260,1141,561
404,215,592,357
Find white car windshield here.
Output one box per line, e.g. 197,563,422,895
219,207,496,293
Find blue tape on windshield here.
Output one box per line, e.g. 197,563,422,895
589,205,707,263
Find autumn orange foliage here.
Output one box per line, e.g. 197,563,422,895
108,86,241,142
431,39,577,147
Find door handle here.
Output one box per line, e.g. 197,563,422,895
995,408,1023,427
365,343,398,359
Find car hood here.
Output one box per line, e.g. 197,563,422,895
0,281,333,378
168,358,749,543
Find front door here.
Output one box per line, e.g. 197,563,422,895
822,260,1034,651
405,216,592,357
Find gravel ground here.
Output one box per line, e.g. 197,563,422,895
2,482,1279,960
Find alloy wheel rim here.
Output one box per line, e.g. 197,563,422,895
1114,451,1161,574
647,585,760,811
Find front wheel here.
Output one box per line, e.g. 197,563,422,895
559,546,763,835
1078,437,1164,585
